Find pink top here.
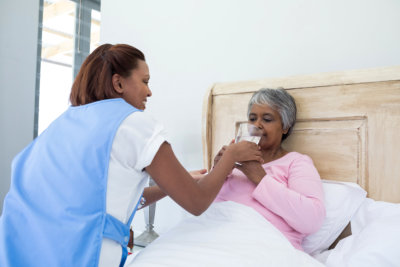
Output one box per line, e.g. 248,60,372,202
215,152,325,251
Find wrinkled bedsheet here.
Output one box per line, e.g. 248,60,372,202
126,201,324,267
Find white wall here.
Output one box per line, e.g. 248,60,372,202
0,0,40,214
101,0,400,234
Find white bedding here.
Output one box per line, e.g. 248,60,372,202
324,198,400,267
126,201,324,267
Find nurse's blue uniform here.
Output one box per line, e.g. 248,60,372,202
0,99,140,267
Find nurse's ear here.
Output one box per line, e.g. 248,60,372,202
112,73,124,94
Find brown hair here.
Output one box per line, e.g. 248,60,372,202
69,44,145,106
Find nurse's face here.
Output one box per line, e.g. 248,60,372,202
114,60,152,110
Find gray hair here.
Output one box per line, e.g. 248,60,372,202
247,88,297,141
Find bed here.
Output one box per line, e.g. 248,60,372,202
127,66,400,266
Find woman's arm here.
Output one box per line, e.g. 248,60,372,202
140,169,208,208
234,161,266,184
252,156,326,234
145,141,262,216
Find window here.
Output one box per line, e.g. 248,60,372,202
36,0,101,135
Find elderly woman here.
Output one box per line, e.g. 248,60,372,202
213,88,326,251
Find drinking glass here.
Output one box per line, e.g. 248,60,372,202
234,122,263,166
235,122,263,144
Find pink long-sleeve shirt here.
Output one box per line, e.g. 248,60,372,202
214,152,326,251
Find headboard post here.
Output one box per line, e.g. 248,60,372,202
202,84,214,171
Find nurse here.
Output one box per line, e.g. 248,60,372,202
0,44,262,267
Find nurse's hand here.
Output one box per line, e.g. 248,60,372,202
213,145,229,168
226,141,263,164
213,140,234,168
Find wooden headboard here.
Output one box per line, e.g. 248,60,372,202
202,66,400,203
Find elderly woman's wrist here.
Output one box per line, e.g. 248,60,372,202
252,171,267,184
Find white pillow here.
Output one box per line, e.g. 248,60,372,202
325,198,400,267
302,180,367,255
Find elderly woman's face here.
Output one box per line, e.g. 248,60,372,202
248,104,288,150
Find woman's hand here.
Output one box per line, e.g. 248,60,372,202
189,169,207,181
213,145,229,168
214,140,263,167
226,141,263,164
213,139,234,167
235,161,266,185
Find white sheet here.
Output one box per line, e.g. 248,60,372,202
324,198,400,267
126,201,324,267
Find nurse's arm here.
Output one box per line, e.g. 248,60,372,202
139,169,207,209
145,141,262,216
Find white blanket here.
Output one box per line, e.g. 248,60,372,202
324,198,400,267
126,201,324,267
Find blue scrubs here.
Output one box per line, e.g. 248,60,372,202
0,99,140,267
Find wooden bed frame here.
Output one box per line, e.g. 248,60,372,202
202,66,400,203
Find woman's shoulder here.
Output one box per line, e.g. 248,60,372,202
122,111,164,131
281,151,315,165
124,110,156,124
116,111,167,144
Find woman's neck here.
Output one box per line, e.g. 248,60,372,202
261,146,288,164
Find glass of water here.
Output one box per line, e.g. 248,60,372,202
235,122,263,144
234,122,263,166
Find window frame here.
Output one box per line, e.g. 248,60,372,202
35,0,101,137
